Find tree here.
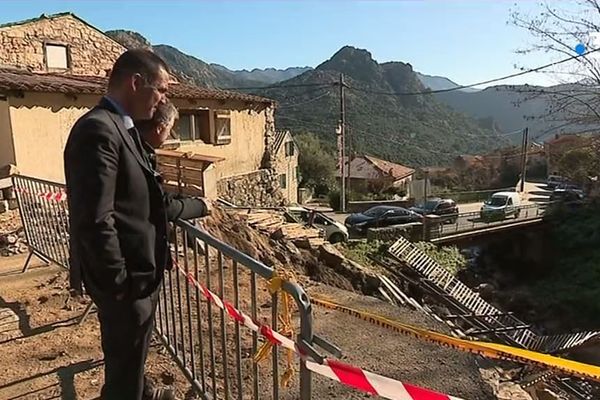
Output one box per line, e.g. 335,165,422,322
557,144,600,184
510,1,600,133
295,132,337,193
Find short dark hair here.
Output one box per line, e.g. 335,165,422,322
108,49,169,88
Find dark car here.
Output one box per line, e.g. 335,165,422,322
550,187,584,202
547,175,567,189
410,198,459,224
344,206,422,234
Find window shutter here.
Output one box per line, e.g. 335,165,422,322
214,110,231,145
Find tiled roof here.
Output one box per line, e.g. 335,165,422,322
364,155,415,180
0,67,274,104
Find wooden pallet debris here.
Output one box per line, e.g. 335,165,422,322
235,210,326,248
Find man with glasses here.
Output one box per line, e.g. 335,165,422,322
64,50,176,400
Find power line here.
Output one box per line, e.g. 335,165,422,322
277,89,333,109
276,115,337,130
220,82,334,91
222,47,600,94
345,47,600,96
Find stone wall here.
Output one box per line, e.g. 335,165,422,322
217,169,286,207
0,14,125,76
261,107,277,169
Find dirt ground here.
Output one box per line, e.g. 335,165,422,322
0,253,498,400
0,255,197,400
0,205,501,400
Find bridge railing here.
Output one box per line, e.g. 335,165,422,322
425,202,550,240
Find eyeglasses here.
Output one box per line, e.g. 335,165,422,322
136,74,168,95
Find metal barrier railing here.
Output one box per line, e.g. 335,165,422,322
11,175,70,272
387,235,600,353
10,174,333,399
426,202,549,240
155,219,327,400
430,187,514,204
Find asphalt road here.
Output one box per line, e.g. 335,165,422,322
325,181,553,238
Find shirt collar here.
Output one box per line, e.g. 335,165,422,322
104,96,135,130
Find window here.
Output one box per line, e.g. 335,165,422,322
285,141,295,157
175,110,210,142
176,114,193,141
44,43,69,70
175,109,230,145
438,203,451,211
279,174,287,189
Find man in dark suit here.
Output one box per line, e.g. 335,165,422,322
64,49,177,400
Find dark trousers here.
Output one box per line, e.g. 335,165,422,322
92,288,160,400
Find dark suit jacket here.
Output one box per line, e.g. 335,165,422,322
64,98,169,300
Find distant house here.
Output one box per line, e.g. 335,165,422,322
339,155,414,194
272,130,299,203
0,12,293,206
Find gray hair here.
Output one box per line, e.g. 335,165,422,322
136,100,179,135
154,101,179,125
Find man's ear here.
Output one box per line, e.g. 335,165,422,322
132,73,144,92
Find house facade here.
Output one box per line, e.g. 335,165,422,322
340,155,414,195
272,130,299,203
0,12,293,206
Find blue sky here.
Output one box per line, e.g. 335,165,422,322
0,1,585,87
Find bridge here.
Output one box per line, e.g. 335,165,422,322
366,181,556,244
426,202,547,244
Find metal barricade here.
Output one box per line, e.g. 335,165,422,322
11,174,328,399
155,219,319,400
11,175,70,272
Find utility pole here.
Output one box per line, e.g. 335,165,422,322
338,73,347,212
519,127,529,193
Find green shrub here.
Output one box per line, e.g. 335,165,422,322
414,242,467,276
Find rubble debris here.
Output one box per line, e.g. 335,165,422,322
0,228,26,257
236,210,326,249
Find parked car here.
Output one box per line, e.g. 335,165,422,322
550,186,584,202
480,191,521,222
410,198,459,224
555,183,584,195
547,175,567,189
286,206,349,243
344,206,423,234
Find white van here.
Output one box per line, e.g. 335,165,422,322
480,191,521,222
286,206,349,243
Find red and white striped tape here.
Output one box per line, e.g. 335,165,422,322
14,187,67,202
172,261,465,400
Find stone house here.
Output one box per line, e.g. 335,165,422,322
0,12,123,76
0,12,293,206
339,155,414,194
271,130,299,203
